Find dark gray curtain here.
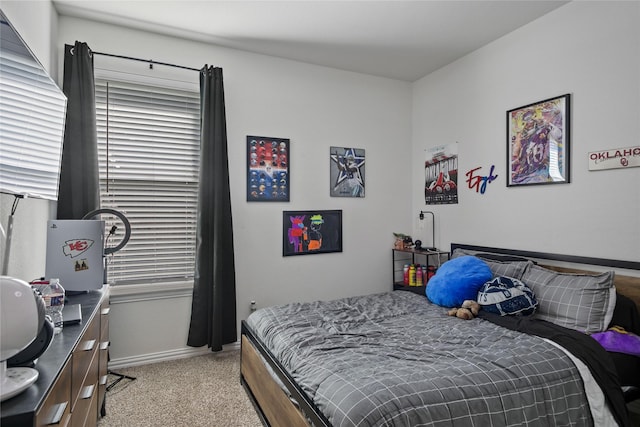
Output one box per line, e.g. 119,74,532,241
187,66,237,351
57,42,100,219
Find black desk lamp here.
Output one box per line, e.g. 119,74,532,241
418,211,437,251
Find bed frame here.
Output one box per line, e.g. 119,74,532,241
240,244,640,427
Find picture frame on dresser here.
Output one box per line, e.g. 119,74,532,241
507,93,570,187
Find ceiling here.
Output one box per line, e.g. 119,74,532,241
53,0,569,82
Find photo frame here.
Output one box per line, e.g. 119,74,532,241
247,135,290,201
283,210,342,256
330,146,365,197
507,94,570,186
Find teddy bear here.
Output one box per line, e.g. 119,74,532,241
447,300,481,320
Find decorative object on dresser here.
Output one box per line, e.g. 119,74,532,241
0,277,49,402
0,287,110,427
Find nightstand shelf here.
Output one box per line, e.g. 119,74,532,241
392,248,449,293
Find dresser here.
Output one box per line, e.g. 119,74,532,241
1,286,110,427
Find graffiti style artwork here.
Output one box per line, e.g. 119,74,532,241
507,94,570,186
283,210,342,256
247,135,290,201
330,147,365,197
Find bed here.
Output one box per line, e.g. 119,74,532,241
240,244,640,426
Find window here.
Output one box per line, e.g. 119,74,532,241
95,78,200,285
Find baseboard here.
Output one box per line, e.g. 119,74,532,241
108,341,241,369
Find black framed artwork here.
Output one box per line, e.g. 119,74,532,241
507,94,570,186
283,210,342,256
247,135,290,201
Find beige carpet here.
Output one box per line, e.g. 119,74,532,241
98,350,262,427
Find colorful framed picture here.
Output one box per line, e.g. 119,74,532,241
507,94,570,186
283,210,343,256
247,135,290,201
330,147,365,197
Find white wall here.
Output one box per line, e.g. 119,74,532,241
411,1,640,263
53,16,412,365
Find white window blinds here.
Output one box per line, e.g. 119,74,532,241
95,78,200,285
0,15,67,200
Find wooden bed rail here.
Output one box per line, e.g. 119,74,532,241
240,322,330,427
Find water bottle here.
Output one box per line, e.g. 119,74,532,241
409,264,416,286
34,279,65,335
403,264,409,285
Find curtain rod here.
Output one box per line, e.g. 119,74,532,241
92,50,201,72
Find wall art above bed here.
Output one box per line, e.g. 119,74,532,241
507,94,570,187
247,135,289,201
283,210,342,256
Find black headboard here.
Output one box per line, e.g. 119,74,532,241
450,243,640,272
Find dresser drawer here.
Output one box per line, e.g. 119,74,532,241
71,348,99,427
71,311,100,412
100,303,109,339
97,300,110,416
35,359,72,427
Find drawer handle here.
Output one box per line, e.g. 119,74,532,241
99,341,109,351
101,307,110,315
81,339,96,352
80,384,95,400
99,374,109,386
46,401,68,425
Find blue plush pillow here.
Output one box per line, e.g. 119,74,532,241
426,256,492,307
477,276,538,316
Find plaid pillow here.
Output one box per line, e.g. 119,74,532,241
522,265,616,333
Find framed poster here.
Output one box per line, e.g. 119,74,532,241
507,94,570,186
330,147,365,197
247,135,289,201
283,210,342,256
425,143,458,205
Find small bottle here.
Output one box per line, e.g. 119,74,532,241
38,278,65,335
403,264,409,285
416,265,423,286
409,264,416,286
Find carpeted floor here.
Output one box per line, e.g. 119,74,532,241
98,350,262,427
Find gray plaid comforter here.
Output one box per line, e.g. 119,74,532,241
246,291,596,427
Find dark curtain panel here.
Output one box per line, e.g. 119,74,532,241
187,66,237,351
57,42,100,219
